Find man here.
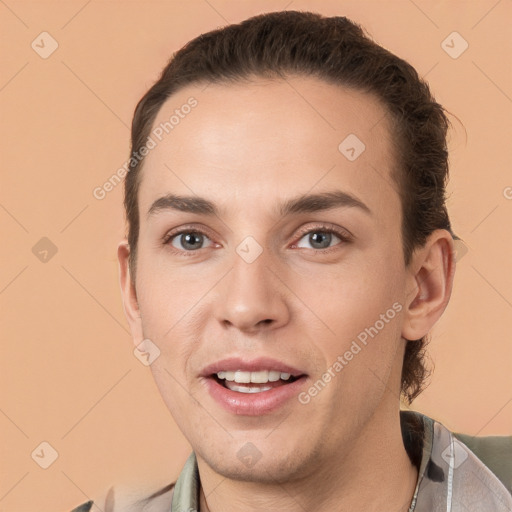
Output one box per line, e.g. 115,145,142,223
71,10,512,512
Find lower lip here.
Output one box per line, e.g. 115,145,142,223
203,376,308,416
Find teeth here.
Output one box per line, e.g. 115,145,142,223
267,371,281,382
225,382,273,393
216,370,294,383
234,370,251,383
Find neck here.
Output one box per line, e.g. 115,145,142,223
197,406,419,512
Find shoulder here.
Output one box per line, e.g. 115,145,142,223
69,482,175,512
429,417,512,509
453,431,512,495
403,411,512,510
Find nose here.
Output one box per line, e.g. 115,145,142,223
212,249,290,334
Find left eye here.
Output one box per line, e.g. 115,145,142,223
295,230,342,250
169,231,213,251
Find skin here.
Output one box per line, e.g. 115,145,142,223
118,76,455,512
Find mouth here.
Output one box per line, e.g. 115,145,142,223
211,370,301,394
200,357,308,415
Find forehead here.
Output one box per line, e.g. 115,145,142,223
138,76,400,223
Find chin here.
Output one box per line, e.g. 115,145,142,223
197,441,322,485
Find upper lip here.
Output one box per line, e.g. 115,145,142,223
200,357,306,378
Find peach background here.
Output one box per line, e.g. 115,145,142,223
1,1,511,510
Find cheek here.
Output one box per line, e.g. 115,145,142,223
295,258,403,335
135,251,200,331
148,363,198,443
135,269,200,378
295,255,405,386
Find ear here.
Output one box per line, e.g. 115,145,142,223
401,229,456,341
117,239,144,345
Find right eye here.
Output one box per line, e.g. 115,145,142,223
163,229,215,253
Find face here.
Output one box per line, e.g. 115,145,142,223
121,76,417,483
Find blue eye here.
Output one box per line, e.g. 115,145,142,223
296,230,342,250
167,231,213,251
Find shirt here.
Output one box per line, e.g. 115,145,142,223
70,410,512,511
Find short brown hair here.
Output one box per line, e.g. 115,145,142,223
125,10,456,403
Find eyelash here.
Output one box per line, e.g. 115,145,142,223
162,224,353,256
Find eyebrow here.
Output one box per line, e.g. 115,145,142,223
147,190,372,219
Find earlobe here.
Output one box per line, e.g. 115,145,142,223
117,240,144,342
401,230,456,341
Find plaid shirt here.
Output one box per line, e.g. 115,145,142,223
70,411,512,511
